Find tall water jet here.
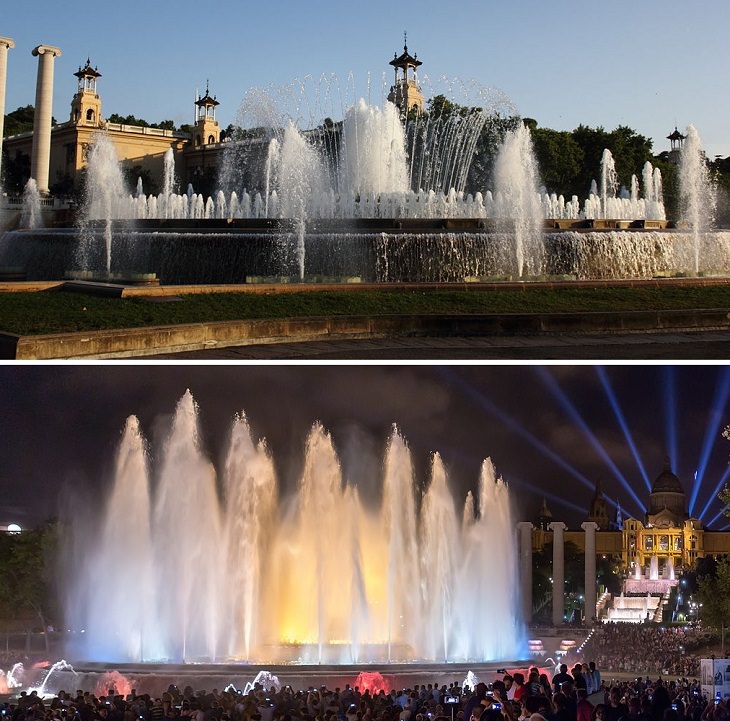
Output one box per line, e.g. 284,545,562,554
222,413,277,660
339,99,410,198
679,124,717,274
77,132,130,274
158,147,177,219
649,555,659,581
152,390,223,662
266,123,329,277
64,416,160,661
492,123,544,277
600,149,618,219
63,391,525,664
20,178,42,229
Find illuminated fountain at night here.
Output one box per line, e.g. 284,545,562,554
63,390,525,665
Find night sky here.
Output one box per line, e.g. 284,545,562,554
1,365,728,531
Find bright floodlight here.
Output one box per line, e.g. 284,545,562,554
7,523,21,533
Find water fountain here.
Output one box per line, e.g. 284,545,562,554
63,390,525,666
0,78,727,284
20,178,43,229
679,124,718,274
649,555,659,581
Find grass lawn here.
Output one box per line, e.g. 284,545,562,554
1,284,730,336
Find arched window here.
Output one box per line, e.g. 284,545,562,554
194,135,201,146
86,108,95,123
207,135,215,145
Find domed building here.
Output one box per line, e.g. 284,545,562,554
646,456,688,526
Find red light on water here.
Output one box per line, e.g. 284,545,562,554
354,672,389,694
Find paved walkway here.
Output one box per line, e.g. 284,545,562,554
145,329,730,360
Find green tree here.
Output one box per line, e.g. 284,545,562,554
697,555,730,655
150,119,176,131
1,147,30,194
4,105,35,136
652,152,680,221
0,523,59,652
531,126,584,197
569,124,654,200
107,113,149,127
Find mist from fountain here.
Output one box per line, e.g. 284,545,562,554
63,390,525,664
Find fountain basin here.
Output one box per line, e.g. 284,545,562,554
1,220,728,284
18,660,530,699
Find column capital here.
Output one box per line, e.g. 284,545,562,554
0,37,15,50
548,521,568,533
32,45,62,58
517,521,534,529
581,521,599,533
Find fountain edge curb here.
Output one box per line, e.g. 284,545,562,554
2,308,730,359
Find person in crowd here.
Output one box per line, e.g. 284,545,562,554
552,669,573,697
577,690,594,721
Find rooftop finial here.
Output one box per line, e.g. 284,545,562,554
404,30,407,52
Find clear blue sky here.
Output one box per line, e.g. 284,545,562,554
4,0,730,161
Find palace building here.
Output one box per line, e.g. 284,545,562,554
522,458,730,626
2,37,427,202
2,49,225,198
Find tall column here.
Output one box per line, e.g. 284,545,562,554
517,521,533,623
582,521,599,626
549,522,567,626
0,37,15,184
31,44,62,195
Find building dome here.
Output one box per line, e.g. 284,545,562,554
647,456,686,527
652,457,684,494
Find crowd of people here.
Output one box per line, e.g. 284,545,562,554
579,624,716,678
0,664,727,721
0,624,725,721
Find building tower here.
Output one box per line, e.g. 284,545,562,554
71,59,102,128
666,126,686,165
387,33,424,117
194,82,220,146
587,481,611,530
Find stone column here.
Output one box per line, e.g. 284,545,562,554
517,521,533,623
549,522,567,626
31,44,62,195
582,521,599,625
0,37,15,184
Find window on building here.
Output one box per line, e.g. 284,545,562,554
674,536,683,550
645,536,654,550
659,535,669,551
